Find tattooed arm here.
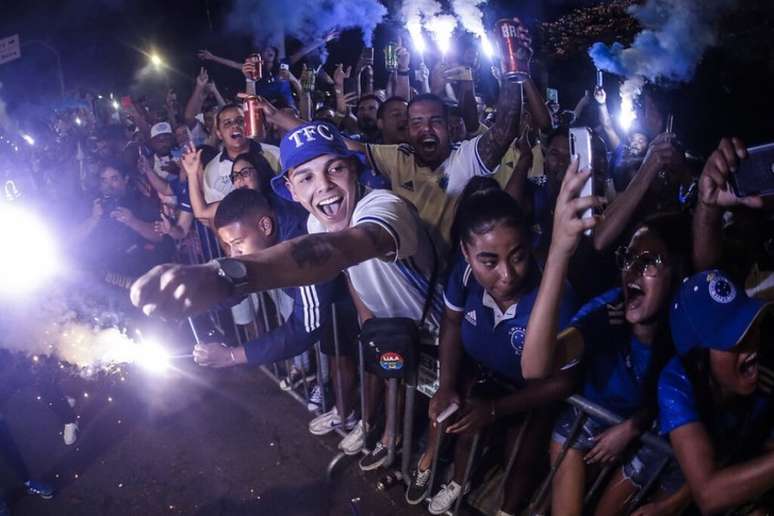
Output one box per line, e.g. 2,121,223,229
476,80,523,171
130,223,395,319
241,223,395,290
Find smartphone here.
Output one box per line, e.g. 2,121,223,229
569,127,596,235
731,143,774,197
546,88,559,105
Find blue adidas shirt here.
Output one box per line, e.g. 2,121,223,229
658,356,774,452
443,254,577,386
572,288,655,418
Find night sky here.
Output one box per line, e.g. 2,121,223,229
1,0,773,154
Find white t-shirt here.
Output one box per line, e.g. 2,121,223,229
202,143,281,204
307,189,443,331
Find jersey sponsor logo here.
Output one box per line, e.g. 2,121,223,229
707,273,736,304
400,180,415,192
509,326,526,354
379,351,405,371
465,310,477,326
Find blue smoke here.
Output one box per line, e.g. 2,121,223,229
588,0,736,82
227,0,387,51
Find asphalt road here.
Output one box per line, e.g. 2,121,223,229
2,359,429,516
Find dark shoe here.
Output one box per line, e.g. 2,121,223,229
405,465,431,505
359,441,394,471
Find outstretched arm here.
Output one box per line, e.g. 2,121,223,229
130,222,395,319
197,49,244,71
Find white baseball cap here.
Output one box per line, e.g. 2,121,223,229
150,122,173,139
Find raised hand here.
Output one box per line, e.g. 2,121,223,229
195,67,209,88
699,137,763,209
593,86,607,105
333,64,352,86
549,156,606,258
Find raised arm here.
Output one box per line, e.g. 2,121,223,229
592,133,683,252
180,145,218,227
130,221,396,319
197,49,244,71
184,68,210,130
693,137,762,271
522,157,604,379
502,131,534,207
287,30,339,65
522,78,551,131
476,79,522,171
594,87,621,150
394,47,412,101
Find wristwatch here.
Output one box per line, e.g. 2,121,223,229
212,258,249,297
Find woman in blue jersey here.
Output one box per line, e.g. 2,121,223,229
521,156,691,516
653,270,774,515
404,177,578,516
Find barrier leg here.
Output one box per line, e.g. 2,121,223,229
331,304,345,417
258,293,280,379
358,340,369,437
529,412,587,513
384,378,399,468
497,411,531,503
452,431,481,516
401,368,417,483
315,342,329,413
426,418,448,502
584,464,614,506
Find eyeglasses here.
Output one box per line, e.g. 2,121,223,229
615,247,666,277
230,166,256,183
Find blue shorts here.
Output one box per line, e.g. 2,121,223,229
552,406,684,493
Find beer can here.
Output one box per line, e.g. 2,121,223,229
243,96,264,140
494,18,531,83
247,52,263,81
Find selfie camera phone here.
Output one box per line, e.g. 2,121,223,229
731,142,774,198
436,402,460,424
569,127,596,236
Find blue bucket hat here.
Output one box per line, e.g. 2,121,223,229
270,122,373,201
670,270,772,356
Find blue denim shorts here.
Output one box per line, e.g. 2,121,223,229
552,406,684,494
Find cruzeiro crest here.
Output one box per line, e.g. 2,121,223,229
510,326,526,355
708,272,736,304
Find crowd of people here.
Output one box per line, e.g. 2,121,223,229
2,16,774,516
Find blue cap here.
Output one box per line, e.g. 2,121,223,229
271,122,368,201
670,270,771,355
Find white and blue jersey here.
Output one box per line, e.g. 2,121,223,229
443,255,577,386
571,288,657,418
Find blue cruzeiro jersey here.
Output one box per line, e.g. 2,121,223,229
241,198,351,365
443,255,577,386
572,288,658,419
658,356,774,456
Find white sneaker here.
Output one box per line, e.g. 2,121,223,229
338,420,365,455
428,481,466,515
63,422,79,446
495,511,515,516
308,408,356,436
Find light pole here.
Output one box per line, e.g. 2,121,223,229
21,40,65,99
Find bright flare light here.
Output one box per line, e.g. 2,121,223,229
426,14,457,57
21,133,35,146
408,22,426,55
134,338,172,374
618,96,636,131
480,34,495,60
150,53,164,69
111,100,120,110
74,116,83,126
0,204,59,295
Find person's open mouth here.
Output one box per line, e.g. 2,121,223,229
317,196,343,218
625,282,645,311
419,135,439,154
230,129,244,141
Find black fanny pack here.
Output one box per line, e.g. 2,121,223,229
360,317,419,379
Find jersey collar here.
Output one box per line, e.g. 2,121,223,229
482,290,518,328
